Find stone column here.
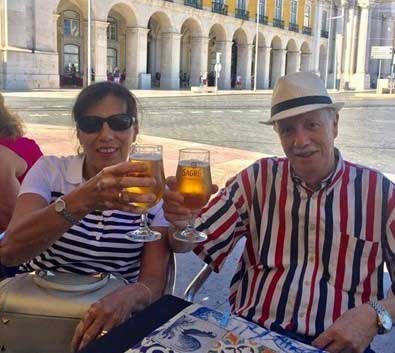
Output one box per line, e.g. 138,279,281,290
271,48,286,87
238,43,253,89
286,51,299,74
216,40,232,89
343,2,356,88
125,27,149,89
91,20,108,82
190,36,209,87
256,45,266,88
381,15,394,76
351,2,370,89
312,0,323,74
295,50,301,72
263,46,271,89
160,32,181,90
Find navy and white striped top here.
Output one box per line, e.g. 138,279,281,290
194,150,395,337
19,155,168,283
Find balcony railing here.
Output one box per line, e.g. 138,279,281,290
302,26,312,35
273,18,284,29
235,8,249,20
288,22,299,32
258,15,268,25
184,0,202,9
212,2,228,15
321,29,329,38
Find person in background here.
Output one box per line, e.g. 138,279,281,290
0,93,43,278
0,82,169,351
164,72,395,353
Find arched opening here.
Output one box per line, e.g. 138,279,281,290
269,36,283,88
180,18,203,88
147,12,176,89
57,1,84,87
285,39,298,75
106,3,138,88
231,28,248,89
251,32,266,89
300,41,311,72
207,24,227,88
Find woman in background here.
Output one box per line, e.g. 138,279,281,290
0,93,42,232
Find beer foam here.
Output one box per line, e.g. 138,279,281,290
178,159,209,168
131,153,162,161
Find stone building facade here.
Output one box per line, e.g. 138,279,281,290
0,0,391,90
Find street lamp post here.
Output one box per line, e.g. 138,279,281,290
87,0,91,86
253,0,260,91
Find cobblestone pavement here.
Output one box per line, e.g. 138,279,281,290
4,92,395,352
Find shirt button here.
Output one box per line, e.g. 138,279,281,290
309,224,315,231
304,280,311,286
299,312,305,318
98,221,103,228
309,256,315,262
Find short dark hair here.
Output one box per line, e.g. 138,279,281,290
72,81,138,125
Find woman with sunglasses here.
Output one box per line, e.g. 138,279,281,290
0,82,169,352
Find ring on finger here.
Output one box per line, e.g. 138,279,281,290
99,330,108,337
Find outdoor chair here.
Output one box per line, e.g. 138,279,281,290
183,262,212,302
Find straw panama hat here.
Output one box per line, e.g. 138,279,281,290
264,72,344,125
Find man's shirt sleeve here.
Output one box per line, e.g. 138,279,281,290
193,170,249,273
384,180,395,295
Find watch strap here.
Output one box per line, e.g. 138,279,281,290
368,300,391,335
55,197,80,226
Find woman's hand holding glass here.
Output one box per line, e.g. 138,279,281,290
76,162,157,215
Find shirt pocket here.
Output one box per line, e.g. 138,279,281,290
328,233,382,293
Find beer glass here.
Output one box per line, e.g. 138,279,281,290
174,148,212,243
125,144,165,242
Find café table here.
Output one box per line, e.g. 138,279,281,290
80,294,325,353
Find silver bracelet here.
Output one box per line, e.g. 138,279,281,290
134,282,152,305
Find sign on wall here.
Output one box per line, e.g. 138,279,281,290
371,46,393,60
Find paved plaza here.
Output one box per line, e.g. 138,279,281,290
3,90,395,352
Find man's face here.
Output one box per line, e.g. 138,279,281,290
275,108,339,186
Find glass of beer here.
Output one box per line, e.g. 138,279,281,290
125,144,165,242
174,148,212,243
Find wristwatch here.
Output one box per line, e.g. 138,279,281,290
368,300,393,335
54,197,80,226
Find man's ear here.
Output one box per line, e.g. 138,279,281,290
333,113,339,139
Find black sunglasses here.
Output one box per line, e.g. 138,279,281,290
76,113,136,133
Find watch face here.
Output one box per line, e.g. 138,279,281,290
55,198,66,212
379,312,393,332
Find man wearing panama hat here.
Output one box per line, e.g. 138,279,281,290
164,72,395,353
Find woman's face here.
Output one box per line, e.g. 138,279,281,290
77,95,137,179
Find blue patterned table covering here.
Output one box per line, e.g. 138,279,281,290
125,304,327,353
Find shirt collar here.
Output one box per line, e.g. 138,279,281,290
290,148,344,194
65,155,85,184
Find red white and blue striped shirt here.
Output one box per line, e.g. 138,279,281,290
194,150,395,337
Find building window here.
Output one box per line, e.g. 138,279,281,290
304,4,311,27
63,44,80,73
291,0,298,23
259,0,266,16
321,10,328,31
275,0,282,20
107,48,118,72
107,17,118,41
237,0,246,10
63,10,80,37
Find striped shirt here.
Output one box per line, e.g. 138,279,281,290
19,155,168,283
194,150,395,337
